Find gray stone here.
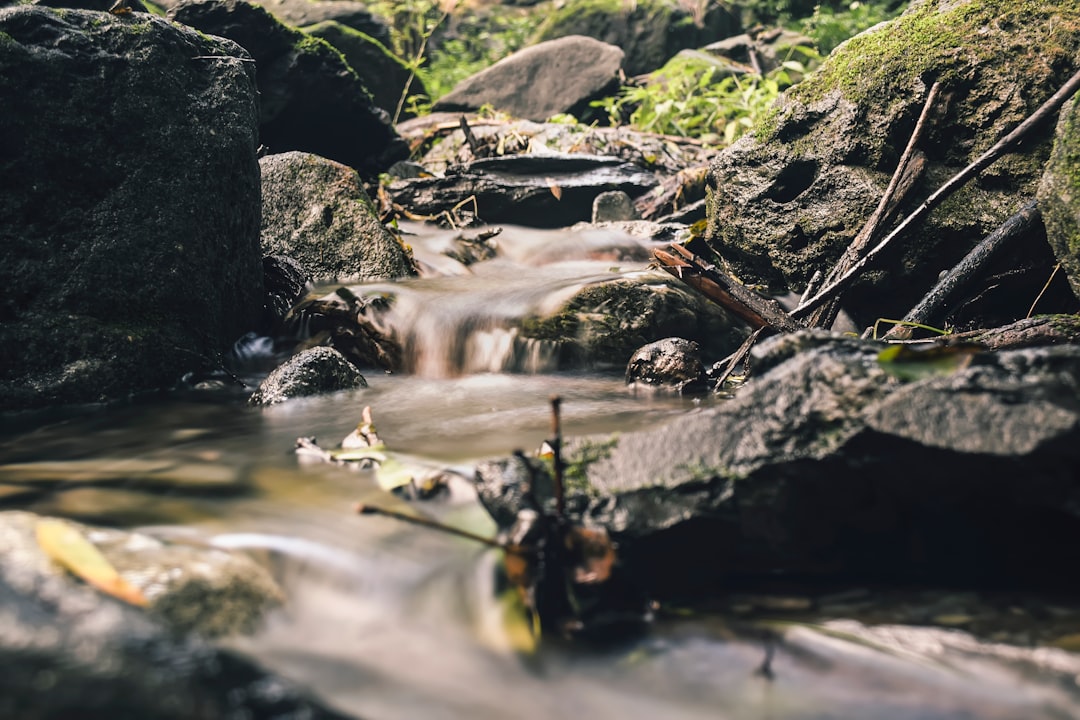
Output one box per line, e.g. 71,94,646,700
0,511,282,637
260,151,415,282
704,0,1080,326
625,337,705,393
476,334,1080,596
592,190,640,222
0,6,263,410
250,346,367,405
433,35,624,122
169,0,408,176
1038,96,1080,302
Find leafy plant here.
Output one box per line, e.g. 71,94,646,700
593,46,821,147
801,1,908,55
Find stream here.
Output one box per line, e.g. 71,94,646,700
3,223,1080,719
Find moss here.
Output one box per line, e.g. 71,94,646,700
563,435,620,494
757,0,1080,143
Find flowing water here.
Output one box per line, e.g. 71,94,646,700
3,223,1080,719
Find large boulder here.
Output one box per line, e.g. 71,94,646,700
432,35,625,122
169,0,408,176
1038,96,1080,301
533,0,740,76
476,333,1080,598
704,0,1080,327
0,6,263,410
260,151,416,282
303,20,426,120
148,0,393,41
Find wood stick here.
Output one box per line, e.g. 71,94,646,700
654,245,803,333
793,67,1080,320
355,502,529,553
882,198,1040,339
549,396,565,520
712,327,767,389
808,81,940,328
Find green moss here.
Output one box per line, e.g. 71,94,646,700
757,0,1080,142
564,435,620,494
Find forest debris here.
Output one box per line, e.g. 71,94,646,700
883,199,1041,340
35,518,149,607
654,244,802,333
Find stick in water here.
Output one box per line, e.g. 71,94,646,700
355,503,528,553
550,396,565,520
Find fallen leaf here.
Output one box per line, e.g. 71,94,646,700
35,519,149,607
877,343,980,381
545,177,562,201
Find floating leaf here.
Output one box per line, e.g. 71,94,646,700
877,343,980,381
35,519,149,607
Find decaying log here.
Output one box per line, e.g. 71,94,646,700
653,244,803,333
883,198,1041,340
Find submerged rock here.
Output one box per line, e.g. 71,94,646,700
704,0,1080,326
169,0,407,176
0,6,263,410
250,346,367,405
0,511,282,637
477,334,1080,598
520,272,745,368
432,35,624,122
1038,96,1080,301
260,151,415,282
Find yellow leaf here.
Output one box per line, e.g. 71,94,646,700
35,519,149,607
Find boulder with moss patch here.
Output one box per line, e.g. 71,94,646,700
704,0,1080,328
1038,96,1080,301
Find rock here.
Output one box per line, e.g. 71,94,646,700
592,190,640,222
303,20,426,120
532,0,740,76
479,334,1080,598
702,28,813,74
0,6,263,410
432,35,624,122
1038,96,1080,302
400,116,712,177
260,151,415,282
389,154,659,228
149,0,393,41
0,528,344,718
704,0,1080,327
520,272,745,367
625,337,705,393
0,511,282,637
250,346,367,405
169,0,408,176
262,254,311,331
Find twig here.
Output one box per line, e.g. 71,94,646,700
808,81,940,328
460,114,482,156
654,245,803,333
883,198,1040,339
712,327,767,389
793,66,1080,320
355,502,529,553
549,396,565,520
1027,263,1062,319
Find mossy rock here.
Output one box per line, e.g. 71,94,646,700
705,0,1080,325
520,273,744,367
532,0,740,75
1038,96,1080,301
303,20,425,120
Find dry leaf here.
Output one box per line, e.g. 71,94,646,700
545,177,562,200
35,519,149,607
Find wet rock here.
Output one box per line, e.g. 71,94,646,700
592,190,640,222
625,337,705,394
520,272,745,367
261,151,416,282
0,6,262,410
533,0,740,76
0,534,344,719
250,346,367,405
389,154,659,228
169,0,407,176
0,511,282,637
432,35,624,122
304,20,426,120
476,334,1080,598
704,0,1080,327
1038,96,1080,301
262,254,311,330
